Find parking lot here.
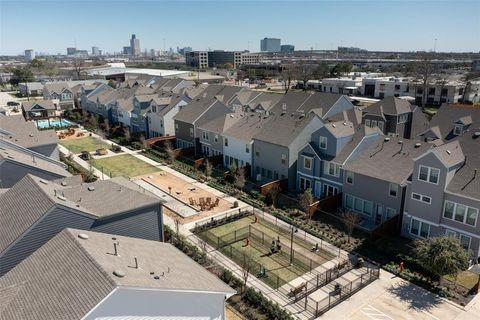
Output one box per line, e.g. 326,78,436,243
322,270,480,320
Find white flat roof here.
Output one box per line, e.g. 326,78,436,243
88,67,189,78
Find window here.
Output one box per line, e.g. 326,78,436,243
365,119,371,127
319,136,327,149
443,201,478,227
303,156,312,170
363,201,373,216
386,207,396,219
245,144,249,153
411,193,431,204
398,113,409,124
389,183,399,197
256,150,260,157
299,177,311,190
379,84,385,91
445,230,471,250
175,123,179,131
224,138,229,146
441,88,448,96
371,120,378,128
428,87,436,95
379,92,384,99
323,161,340,177
345,194,354,209
202,131,209,140
214,134,218,142
395,84,401,91
160,120,163,128
346,171,354,184
267,170,272,179
189,128,193,137
453,125,463,135
410,218,430,238
377,121,384,131
418,165,440,184
281,154,287,165
152,106,157,112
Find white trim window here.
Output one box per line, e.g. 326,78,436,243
214,134,218,143
389,183,399,197
410,218,430,238
344,194,373,216
299,177,311,191
386,207,396,219
418,165,440,184
319,136,327,150
224,138,229,146
189,127,193,137
323,161,340,177
443,201,478,227
365,119,371,127
303,156,313,170
346,171,354,184
411,192,432,204
202,131,209,140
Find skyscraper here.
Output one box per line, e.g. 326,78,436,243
260,38,281,52
130,34,141,56
92,46,100,56
24,49,35,61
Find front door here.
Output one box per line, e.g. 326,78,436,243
375,205,384,224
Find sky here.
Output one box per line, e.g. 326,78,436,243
0,0,479,55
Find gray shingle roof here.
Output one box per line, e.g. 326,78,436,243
224,113,274,142
21,100,56,112
431,140,465,168
0,228,235,320
0,115,58,148
344,136,433,184
428,104,480,199
44,83,71,95
364,97,412,115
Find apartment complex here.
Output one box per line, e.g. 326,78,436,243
185,50,262,69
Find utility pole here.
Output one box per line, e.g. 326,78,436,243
433,38,437,53
289,226,297,265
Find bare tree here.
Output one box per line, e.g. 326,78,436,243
299,188,314,220
72,57,85,79
298,61,315,91
280,63,298,94
204,159,213,180
164,140,177,164
413,54,436,107
241,253,252,295
234,167,246,193
124,126,131,142
139,134,147,150
267,183,281,208
103,118,110,135
342,210,361,243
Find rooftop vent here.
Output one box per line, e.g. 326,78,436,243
61,181,67,186
415,143,422,148
398,140,403,144
113,270,126,278
39,179,48,185
446,150,452,155
57,195,66,201
78,233,89,240
87,186,95,191
384,137,390,142
154,276,160,280
332,124,337,128
281,111,286,116
29,134,34,137
474,132,480,138
343,122,347,126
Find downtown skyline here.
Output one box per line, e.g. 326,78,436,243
1,0,479,55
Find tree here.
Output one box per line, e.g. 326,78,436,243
124,126,131,142
280,63,298,94
330,62,353,77
414,236,470,284
314,62,330,80
73,57,85,79
299,188,314,220
410,54,437,107
234,167,246,192
267,183,281,208
9,67,34,86
108,80,117,88
342,210,361,243
204,159,213,180
241,253,252,295
30,58,45,69
297,61,315,90
164,140,176,164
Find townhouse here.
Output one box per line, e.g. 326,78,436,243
43,83,75,110
0,174,164,275
173,85,243,151
361,96,429,139
147,95,191,138
402,104,480,260
342,136,433,227
252,91,356,191
0,228,235,320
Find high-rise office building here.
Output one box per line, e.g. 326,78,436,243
280,45,295,54
92,46,100,56
130,34,141,56
260,38,281,52
67,47,77,55
24,49,35,61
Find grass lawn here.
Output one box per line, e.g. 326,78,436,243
60,136,109,154
90,154,160,178
445,270,479,290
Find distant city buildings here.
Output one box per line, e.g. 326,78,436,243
24,49,35,61
177,46,192,55
185,50,261,69
280,44,295,54
130,34,141,56
260,37,281,52
67,47,77,55
91,46,100,56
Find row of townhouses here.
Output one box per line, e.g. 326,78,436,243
1,101,234,319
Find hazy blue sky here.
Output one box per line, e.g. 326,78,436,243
1,0,479,55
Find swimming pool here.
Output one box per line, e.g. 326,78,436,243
36,119,76,129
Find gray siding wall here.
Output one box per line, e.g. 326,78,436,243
0,161,66,188
343,173,403,223
196,128,224,154
311,127,336,157
322,96,354,119
0,206,95,276
405,152,448,224
297,144,321,177
363,114,387,135
252,140,289,182
174,120,195,147
92,204,163,242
